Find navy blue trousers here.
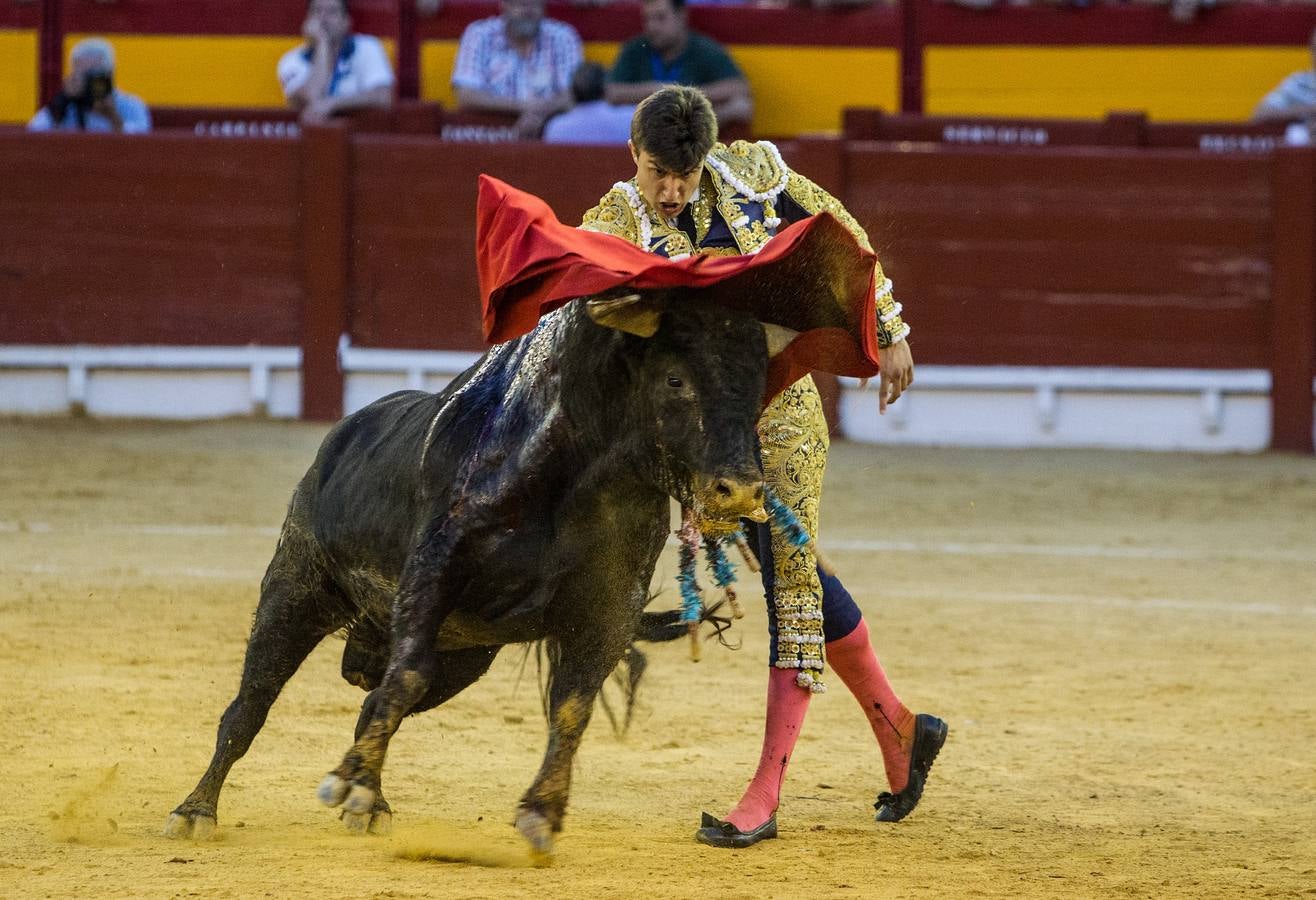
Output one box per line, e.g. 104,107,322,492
742,520,864,664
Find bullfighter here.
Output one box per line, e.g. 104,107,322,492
579,85,949,848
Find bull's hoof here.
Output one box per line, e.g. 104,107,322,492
341,807,392,836
163,810,216,841
514,808,555,861
340,794,392,836
343,784,377,815
317,774,352,807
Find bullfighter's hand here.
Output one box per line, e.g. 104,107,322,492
878,339,914,414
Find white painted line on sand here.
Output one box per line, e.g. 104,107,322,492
0,521,279,537
6,523,1311,565
823,538,1314,565
4,564,1312,619
883,588,1316,618
8,562,259,581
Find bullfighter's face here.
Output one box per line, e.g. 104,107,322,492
629,143,703,222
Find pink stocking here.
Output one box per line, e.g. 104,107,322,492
722,667,811,831
826,617,916,791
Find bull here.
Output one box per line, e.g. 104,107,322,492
164,179,880,857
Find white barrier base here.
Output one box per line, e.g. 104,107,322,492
2,346,1311,452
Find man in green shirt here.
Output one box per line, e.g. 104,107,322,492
606,0,752,126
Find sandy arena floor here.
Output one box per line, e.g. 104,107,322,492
2,418,1314,899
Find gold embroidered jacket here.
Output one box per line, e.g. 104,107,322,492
582,141,904,687
580,139,910,348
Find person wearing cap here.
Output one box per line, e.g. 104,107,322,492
29,38,151,134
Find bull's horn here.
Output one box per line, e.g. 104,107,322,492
762,323,800,358
586,294,662,337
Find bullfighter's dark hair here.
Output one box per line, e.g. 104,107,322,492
630,86,717,174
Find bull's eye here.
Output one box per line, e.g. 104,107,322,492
667,376,684,389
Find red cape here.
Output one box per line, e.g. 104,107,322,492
475,175,883,401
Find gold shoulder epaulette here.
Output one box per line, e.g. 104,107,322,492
580,184,643,246
706,140,790,202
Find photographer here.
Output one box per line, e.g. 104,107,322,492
28,38,151,134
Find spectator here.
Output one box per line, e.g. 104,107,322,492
607,0,752,126
279,0,394,125
452,0,583,138
543,62,635,143
28,38,151,134
1252,26,1316,144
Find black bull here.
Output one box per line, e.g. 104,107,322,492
164,216,875,856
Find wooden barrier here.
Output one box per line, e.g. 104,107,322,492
150,100,443,137
0,130,1310,447
843,109,1146,147
1270,148,1316,453
844,108,1293,153
0,130,302,346
1142,120,1291,153
843,144,1274,370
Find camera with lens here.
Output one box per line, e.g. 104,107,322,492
82,69,114,105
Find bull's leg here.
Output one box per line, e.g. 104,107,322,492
337,646,499,836
515,623,631,856
317,534,465,818
165,557,348,839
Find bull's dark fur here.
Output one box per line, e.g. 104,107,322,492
166,294,769,851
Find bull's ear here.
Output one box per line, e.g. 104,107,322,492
586,294,662,338
762,323,800,358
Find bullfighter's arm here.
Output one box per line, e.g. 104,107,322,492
777,171,913,412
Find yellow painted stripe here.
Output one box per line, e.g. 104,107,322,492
736,46,897,135
927,46,1312,122
420,40,460,108
0,30,39,124
423,40,897,137
65,34,396,109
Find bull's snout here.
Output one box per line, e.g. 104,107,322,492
696,476,768,526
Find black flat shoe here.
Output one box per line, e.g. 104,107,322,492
695,811,778,848
874,713,948,823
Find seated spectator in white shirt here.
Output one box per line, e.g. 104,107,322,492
28,38,151,134
452,0,583,138
543,62,635,144
279,0,394,125
1253,26,1316,146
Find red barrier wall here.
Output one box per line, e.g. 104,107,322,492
1,130,1310,448
843,145,1274,369
0,131,301,345
349,137,630,352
